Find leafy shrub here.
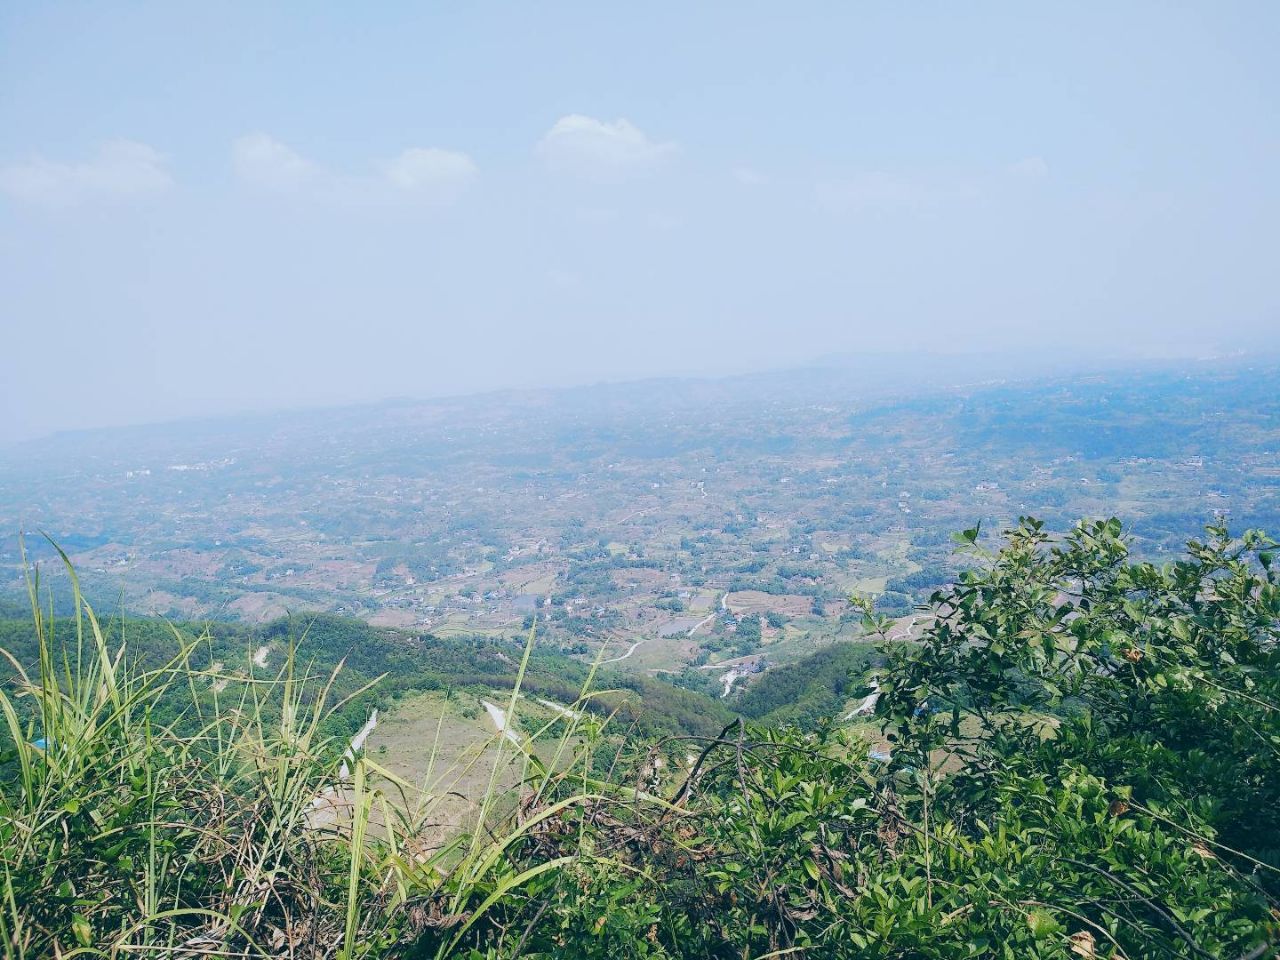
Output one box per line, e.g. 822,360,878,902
4,519,1278,958
439,519,1279,958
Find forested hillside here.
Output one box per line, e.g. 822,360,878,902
736,639,885,727
0,602,733,742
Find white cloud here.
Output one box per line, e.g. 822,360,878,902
0,140,172,206
232,134,318,189
536,114,678,180
233,135,477,204
1008,156,1050,180
383,147,477,199
732,166,768,186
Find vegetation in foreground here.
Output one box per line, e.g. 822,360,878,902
1,519,1277,958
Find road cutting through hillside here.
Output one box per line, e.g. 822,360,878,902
481,700,521,744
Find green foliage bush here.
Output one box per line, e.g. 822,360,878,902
437,518,1280,958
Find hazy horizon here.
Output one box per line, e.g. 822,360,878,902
5,345,1269,452
4,3,1278,442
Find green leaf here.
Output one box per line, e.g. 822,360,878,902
71,913,92,947
1026,909,1061,939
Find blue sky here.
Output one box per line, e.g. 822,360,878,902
2,3,1277,440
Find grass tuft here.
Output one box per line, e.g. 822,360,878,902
0,542,599,958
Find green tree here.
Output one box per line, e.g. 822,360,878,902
436,519,1279,959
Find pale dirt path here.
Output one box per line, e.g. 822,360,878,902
686,592,728,637
600,637,651,664
480,700,521,744
887,616,920,641
841,681,881,721
535,697,583,721
720,667,749,698
339,709,379,777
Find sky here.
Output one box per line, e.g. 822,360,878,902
1,2,1278,442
